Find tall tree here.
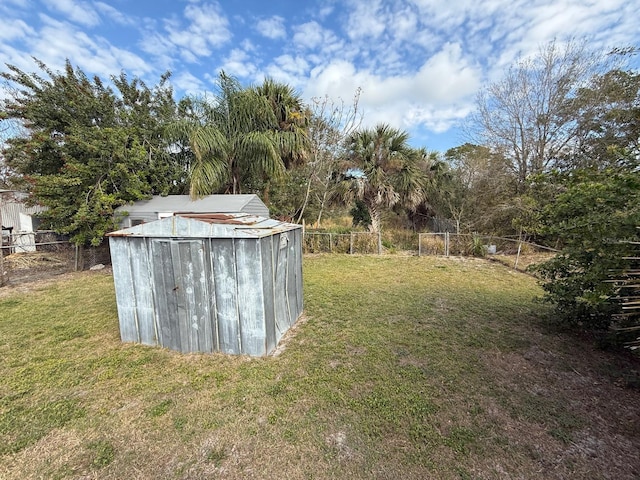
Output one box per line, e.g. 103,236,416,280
340,124,425,233
471,39,605,191
298,90,362,226
527,59,640,333
567,68,640,169
441,143,517,234
165,73,309,200
404,149,452,232
1,59,183,246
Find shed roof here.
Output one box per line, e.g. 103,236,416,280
107,213,300,239
115,194,267,215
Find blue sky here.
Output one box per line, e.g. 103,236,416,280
1,0,639,152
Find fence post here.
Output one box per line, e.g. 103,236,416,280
329,233,333,253
514,240,522,270
418,233,421,257
350,232,354,255
377,232,382,255
0,230,4,288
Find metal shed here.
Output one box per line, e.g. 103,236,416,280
107,213,303,356
114,194,270,228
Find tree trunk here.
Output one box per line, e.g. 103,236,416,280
296,178,313,224
262,179,270,206
315,189,329,228
367,202,382,234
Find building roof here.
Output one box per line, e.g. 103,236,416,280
107,213,300,239
115,194,268,215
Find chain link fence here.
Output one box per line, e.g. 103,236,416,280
1,232,111,285
303,230,557,272
418,233,558,271
303,231,382,254
0,228,557,285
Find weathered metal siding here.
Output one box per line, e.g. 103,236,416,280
288,231,303,334
108,215,303,356
0,198,45,230
209,238,241,353
151,239,214,353
244,196,270,217
109,237,156,345
260,235,277,354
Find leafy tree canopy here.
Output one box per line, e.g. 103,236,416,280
525,57,640,333
1,59,186,246
339,124,426,233
165,72,309,201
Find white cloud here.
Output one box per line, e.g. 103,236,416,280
0,43,37,76
219,48,257,78
0,0,28,17
263,54,311,88
2,0,640,151
139,32,172,58
172,71,205,95
15,15,153,80
304,42,480,134
164,2,232,61
317,4,334,19
0,18,35,42
344,0,386,40
292,21,341,51
275,54,310,76
45,0,101,27
388,6,418,42
255,16,286,40
94,2,136,27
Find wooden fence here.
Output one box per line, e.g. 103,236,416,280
608,240,640,351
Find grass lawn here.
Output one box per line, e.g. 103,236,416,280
0,255,638,479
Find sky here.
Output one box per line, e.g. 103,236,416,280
1,0,639,152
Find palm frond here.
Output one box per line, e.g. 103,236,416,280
236,131,284,179
189,152,229,198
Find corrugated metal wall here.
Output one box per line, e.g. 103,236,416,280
109,228,303,356
0,200,45,231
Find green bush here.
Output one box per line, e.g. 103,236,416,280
531,167,640,330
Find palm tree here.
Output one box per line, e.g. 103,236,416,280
165,73,309,199
252,78,309,168
341,124,426,233
248,78,309,203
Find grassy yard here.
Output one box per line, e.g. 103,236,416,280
0,255,638,479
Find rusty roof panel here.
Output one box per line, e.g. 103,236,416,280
176,213,252,225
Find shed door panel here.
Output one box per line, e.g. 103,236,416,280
210,239,241,355
151,239,212,353
273,233,290,340
260,236,276,354
130,238,156,346
235,238,265,356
